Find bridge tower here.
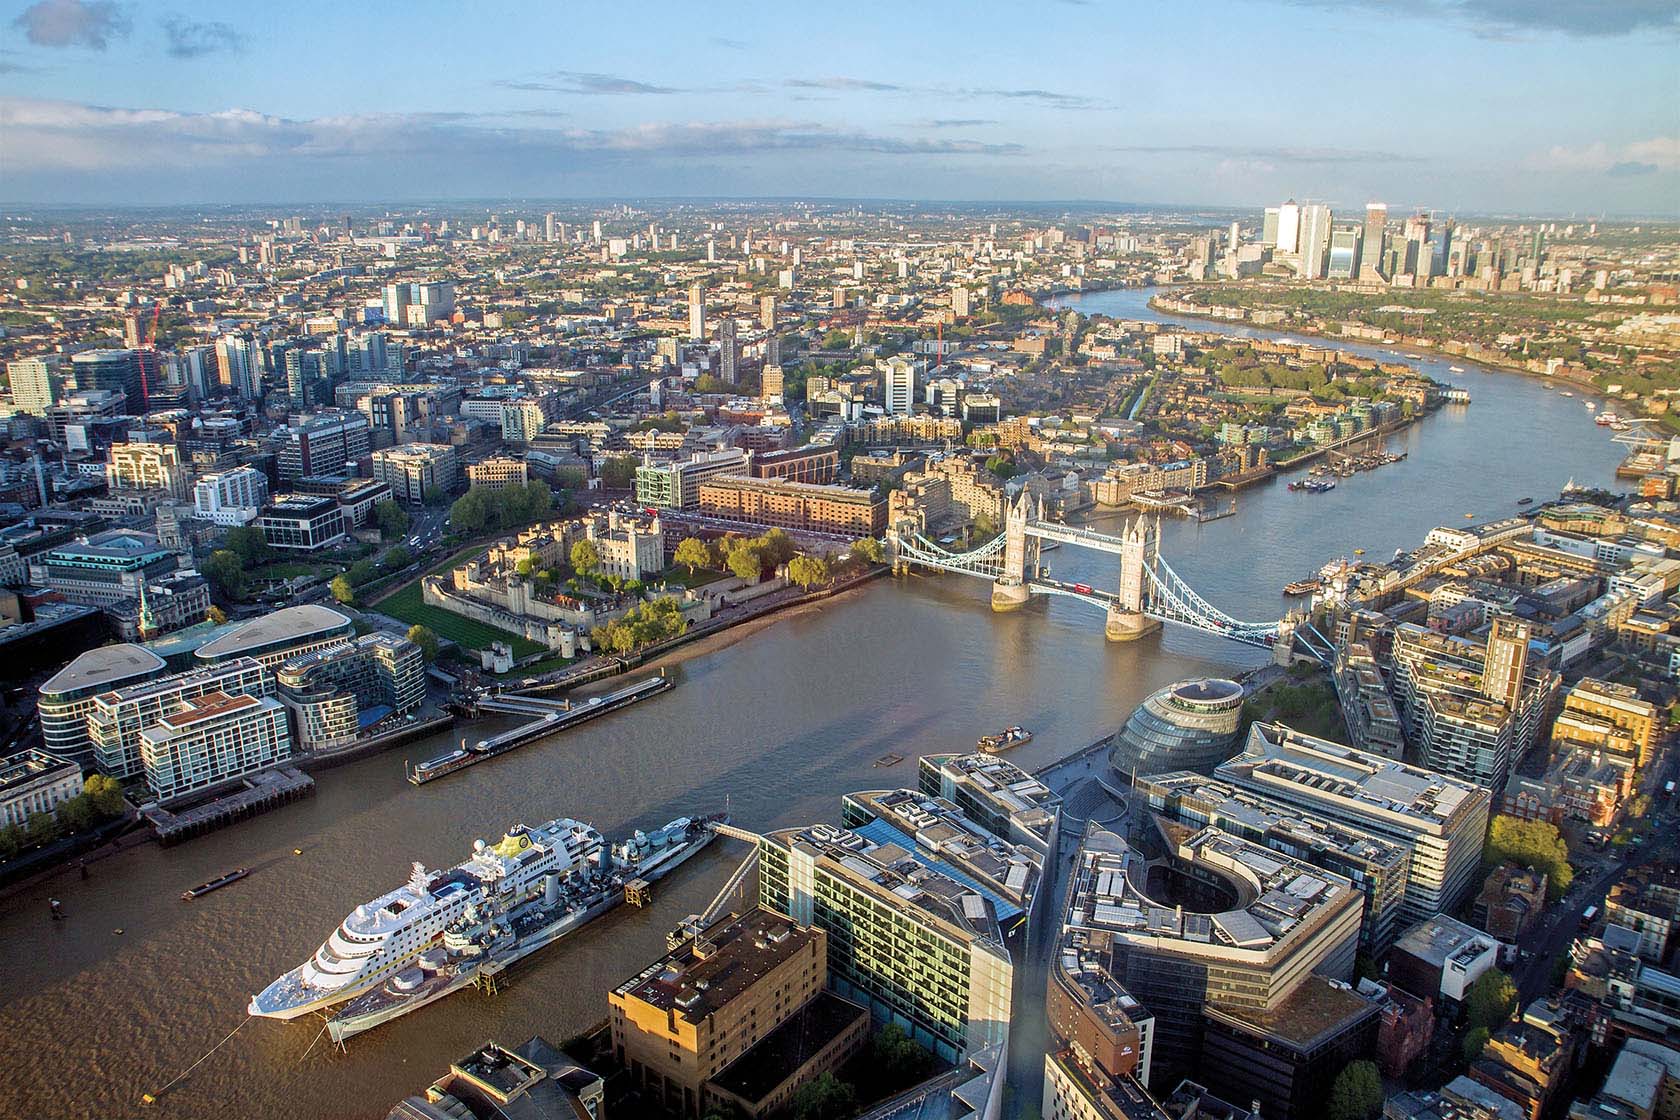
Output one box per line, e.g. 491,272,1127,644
1105,516,1163,641
991,490,1038,611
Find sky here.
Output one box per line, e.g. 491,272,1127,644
0,0,1676,215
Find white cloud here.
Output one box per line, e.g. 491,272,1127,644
1530,136,1680,173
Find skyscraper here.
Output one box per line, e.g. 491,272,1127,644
1275,200,1301,254
759,293,776,330
1361,204,1388,281
1327,225,1363,279
7,356,58,416
1296,203,1332,279
718,317,737,386
543,212,557,242
70,349,145,409
1227,219,1241,251
882,357,916,415
1262,207,1281,247
688,283,705,340
215,335,260,400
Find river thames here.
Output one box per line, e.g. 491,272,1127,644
0,288,1631,1120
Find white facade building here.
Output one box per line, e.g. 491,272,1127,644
193,466,269,526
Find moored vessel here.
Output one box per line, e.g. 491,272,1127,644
322,814,723,1043
977,726,1032,753
182,868,250,901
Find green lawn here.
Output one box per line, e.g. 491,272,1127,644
377,581,545,657
656,566,729,589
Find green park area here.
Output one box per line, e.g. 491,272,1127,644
377,580,545,658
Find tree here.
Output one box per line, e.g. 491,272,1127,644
871,1023,932,1089
406,624,440,662
423,484,447,506
1463,1026,1492,1065
375,500,410,540
599,456,638,490
1465,969,1518,1032
223,524,271,566
383,545,413,569
347,559,378,586
985,453,1018,480
1485,816,1573,899
450,488,492,535
758,528,797,569
726,542,762,582
788,554,830,590
515,556,536,578
24,810,57,845
329,574,355,604
570,539,601,576
850,537,885,565
203,549,246,600
206,605,228,625
789,1073,855,1120
674,536,714,576
1326,1060,1383,1120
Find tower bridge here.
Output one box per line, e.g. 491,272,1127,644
887,492,1334,662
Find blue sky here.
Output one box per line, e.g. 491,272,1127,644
1,0,1675,214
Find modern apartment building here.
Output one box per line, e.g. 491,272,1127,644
758,816,1017,1064
1553,678,1659,768
372,443,457,505
88,655,271,780
192,466,269,526
635,447,749,511
275,633,425,751
917,752,1062,858
194,604,356,672
36,644,169,767
138,690,293,801
1217,722,1492,922
1389,619,1561,793
7,355,58,416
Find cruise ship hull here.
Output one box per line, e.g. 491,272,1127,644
325,820,720,1043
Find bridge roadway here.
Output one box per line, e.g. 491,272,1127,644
1020,520,1127,554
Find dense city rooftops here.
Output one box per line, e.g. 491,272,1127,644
1202,974,1377,1047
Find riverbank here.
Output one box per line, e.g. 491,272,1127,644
1144,293,1610,398
483,564,889,694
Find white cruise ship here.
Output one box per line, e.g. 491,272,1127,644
249,817,603,1019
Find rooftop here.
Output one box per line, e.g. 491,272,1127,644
1203,974,1379,1048
1217,721,1484,832
0,749,80,792
195,604,352,661
1394,914,1497,969
40,642,166,698
1062,821,1358,958
769,821,1010,949
612,907,818,1023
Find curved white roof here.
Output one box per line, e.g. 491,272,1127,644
195,605,352,660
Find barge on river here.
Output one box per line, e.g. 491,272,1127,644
409,675,672,785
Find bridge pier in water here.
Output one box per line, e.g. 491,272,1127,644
993,491,1041,612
